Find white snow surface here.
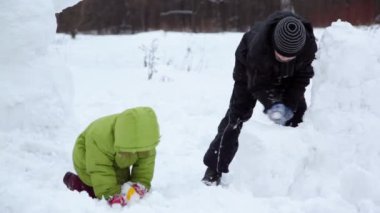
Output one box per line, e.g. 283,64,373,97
1,1,380,212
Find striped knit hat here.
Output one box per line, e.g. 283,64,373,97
273,16,306,57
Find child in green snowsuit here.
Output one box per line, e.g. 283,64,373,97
63,107,160,206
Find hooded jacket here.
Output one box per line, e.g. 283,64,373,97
72,107,160,199
232,11,317,115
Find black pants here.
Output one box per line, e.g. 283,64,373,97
203,98,307,173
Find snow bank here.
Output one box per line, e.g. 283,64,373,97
309,21,380,133
0,1,55,63
0,2,75,212
299,21,380,210
0,0,74,133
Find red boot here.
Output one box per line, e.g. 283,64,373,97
63,172,96,198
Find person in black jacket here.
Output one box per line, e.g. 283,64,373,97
202,11,317,186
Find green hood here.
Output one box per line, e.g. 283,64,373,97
114,107,160,152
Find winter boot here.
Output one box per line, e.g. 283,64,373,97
63,171,96,198
201,167,222,186
63,171,81,191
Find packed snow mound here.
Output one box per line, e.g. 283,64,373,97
309,21,380,133
0,0,55,63
292,21,380,210
0,0,73,133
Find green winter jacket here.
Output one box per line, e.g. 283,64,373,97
72,107,160,199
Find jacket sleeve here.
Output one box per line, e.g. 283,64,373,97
130,149,156,190
230,32,256,121
85,135,120,199
283,32,317,111
283,63,314,111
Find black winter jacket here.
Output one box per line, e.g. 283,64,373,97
231,11,317,117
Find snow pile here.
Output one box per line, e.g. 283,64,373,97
305,22,380,212
297,21,380,210
0,1,55,63
310,21,380,133
0,0,74,133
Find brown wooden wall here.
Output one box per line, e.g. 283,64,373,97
56,0,380,34
295,0,380,26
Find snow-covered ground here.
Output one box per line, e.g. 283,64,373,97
1,1,380,212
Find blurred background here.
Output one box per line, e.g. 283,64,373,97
56,0,380,35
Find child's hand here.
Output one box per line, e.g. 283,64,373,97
125,182,147,202
108,183,147,207
267,103,294,125
108,194,127,206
